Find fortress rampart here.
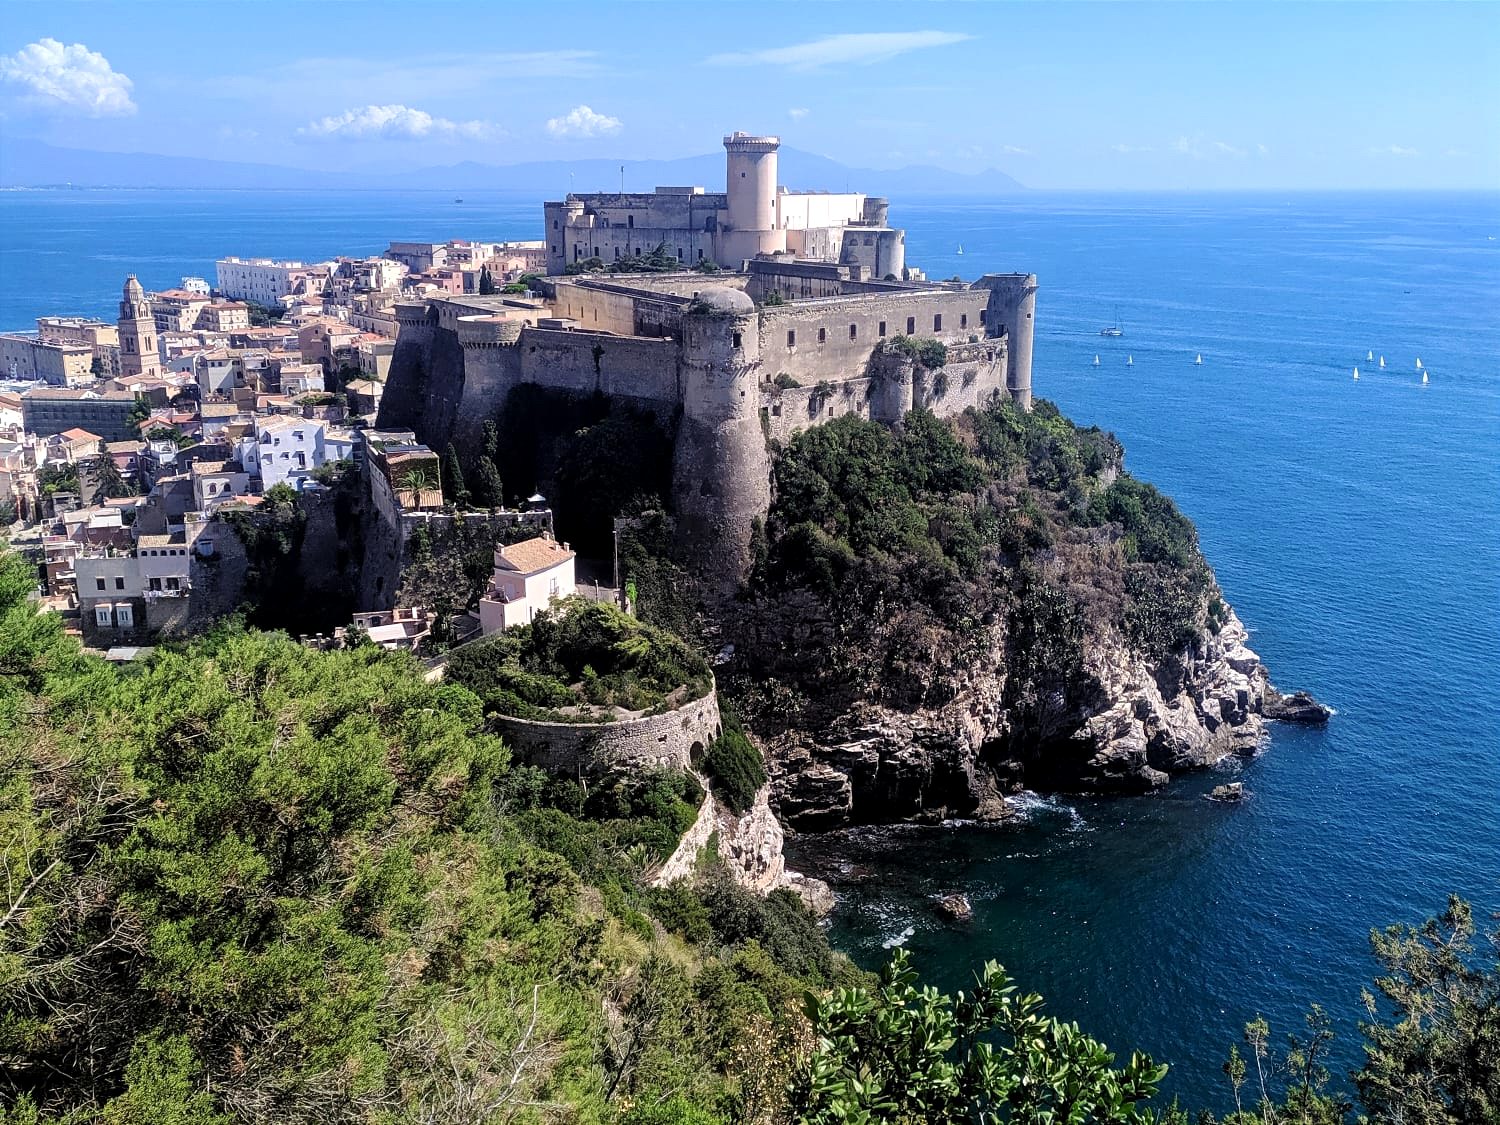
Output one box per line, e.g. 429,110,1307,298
489,689,723,776
378,268,1035,584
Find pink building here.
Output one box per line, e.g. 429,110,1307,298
478,536,576,633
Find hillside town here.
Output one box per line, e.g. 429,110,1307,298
0,237,558,654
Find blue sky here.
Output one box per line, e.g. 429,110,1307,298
1,1,1496,190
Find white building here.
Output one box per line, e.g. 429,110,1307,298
237,417,349,490
215,257,332,305
135,532,191,594
478,536,576,633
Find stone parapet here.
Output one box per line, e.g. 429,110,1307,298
490,688,722,776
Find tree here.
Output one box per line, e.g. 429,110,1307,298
442,442,470,508
793,948,1167,1123
89,454,136,500
1356,896,1500,1125
89,355,105,377
478,265,496,295
126,396,151,430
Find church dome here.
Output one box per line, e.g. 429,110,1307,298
689,287,754,315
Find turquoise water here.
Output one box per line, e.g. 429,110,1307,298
3,188,1498,1111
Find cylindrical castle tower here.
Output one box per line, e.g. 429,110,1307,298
671,287,771,587
977,273,1037,410
721,133,785,264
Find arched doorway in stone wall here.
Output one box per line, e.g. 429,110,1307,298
689,741,706,769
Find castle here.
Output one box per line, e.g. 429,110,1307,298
378,133,1037,582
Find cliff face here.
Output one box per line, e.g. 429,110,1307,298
697,401,1325,833
756,601,1273,831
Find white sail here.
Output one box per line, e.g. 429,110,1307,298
1379,356,1386,368
1195,354,1203,365
1416,357,1423,369
1093,354,1100,366
1353,366,1360,379
1367,350,1374,361
1126,355,1134,366
1422,371,1429,384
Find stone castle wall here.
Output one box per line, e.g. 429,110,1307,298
490,689,722,776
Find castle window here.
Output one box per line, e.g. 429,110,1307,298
960,313,968,329
627,215,634,228
879,320,887,337
732,332,742,349
95,577,105,592
787,330,796,347
552,220,558,229
698,249,705,260
677,248,683,260
980,309,987,325
818,327,826,344
907,317,916,334
114,577,125,590
849,324,857,340
934,314,943,331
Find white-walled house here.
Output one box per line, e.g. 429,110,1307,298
239,416,321,490
478,536,576,633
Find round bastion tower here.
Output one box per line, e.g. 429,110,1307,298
671,287,771,588
721,133,786,265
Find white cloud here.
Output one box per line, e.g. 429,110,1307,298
1171,135,1247,159
545,104,622,138
707,31,972,71
1112,143,1153,154
1257,143,1270,157
298,104,501,142
788,107,809,120
998,144,1033,157
1370,144,1419,157
0,38,135,116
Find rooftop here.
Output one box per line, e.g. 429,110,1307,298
496,535,575,576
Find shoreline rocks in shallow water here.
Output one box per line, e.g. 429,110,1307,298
935,892,974,921
768,606,1329,830
1207,781,1249,803
1263,687,1332,725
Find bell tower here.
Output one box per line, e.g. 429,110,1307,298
117,274,161,379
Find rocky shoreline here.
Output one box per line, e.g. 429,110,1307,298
763,604,1328,834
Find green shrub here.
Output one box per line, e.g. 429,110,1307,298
701,721,766,814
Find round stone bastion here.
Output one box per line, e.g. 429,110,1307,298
489,686,722,777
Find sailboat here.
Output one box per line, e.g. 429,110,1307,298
1416,357,1423,369
1092,355,1100,367
1379,355,1386,369
1126,355,1134,367
1422,370,1429,384
1194,354,1203,366
1353,366,1361,380
1367,350,1374,362
956,243,964,255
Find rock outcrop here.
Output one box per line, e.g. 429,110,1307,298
768,606,1319,831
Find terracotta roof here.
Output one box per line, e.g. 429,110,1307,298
497,536,575,576
57,428,102,443
105,440,143,454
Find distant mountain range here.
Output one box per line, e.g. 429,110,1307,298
0,138,1025,196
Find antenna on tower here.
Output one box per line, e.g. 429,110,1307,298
620,165,625,196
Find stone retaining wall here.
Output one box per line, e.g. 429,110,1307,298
491,688,722,777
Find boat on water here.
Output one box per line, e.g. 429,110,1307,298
1353,366,1361,380
1367,350,1374,361
1126,355,1134,366
1100,307,1124,337
1416,357,1423,369
1422,371,1430,384
956,243,964,255
1379,355,1386,369
1092,355,1101,367
1194,354,1203,366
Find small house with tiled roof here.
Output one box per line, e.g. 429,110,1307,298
478,535,576,633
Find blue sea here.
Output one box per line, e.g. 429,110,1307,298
3,187,1498,1112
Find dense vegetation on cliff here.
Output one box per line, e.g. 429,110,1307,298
728,400,1217,748
0,551,840,1122
3,542,1495,1123
445,598,712,720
